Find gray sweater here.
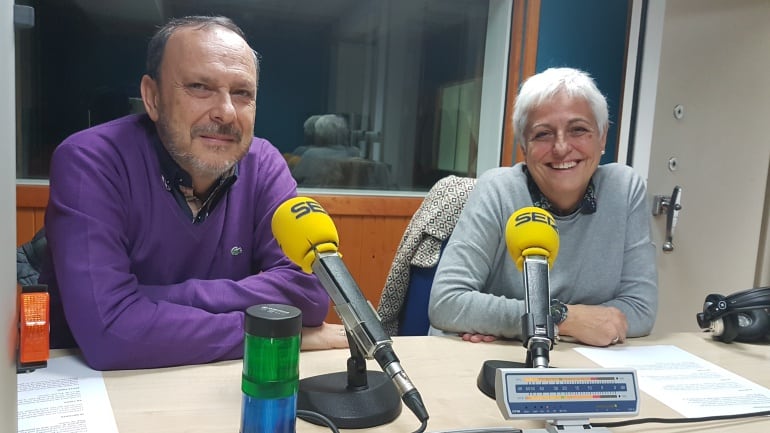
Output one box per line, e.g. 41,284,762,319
428,163,658,339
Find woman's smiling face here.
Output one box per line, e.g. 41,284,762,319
523,91,606,213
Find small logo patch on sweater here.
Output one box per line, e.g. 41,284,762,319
230,246,243,256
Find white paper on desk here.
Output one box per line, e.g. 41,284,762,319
575,345,770,418
17,355,119,433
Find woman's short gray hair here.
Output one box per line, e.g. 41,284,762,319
513,67,608,151
314,114,350,147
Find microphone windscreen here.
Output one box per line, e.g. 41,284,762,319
505,206,559,271
271,197,340,273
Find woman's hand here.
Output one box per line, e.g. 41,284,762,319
557,304,628,347
461,333,498,343
300,322,350,351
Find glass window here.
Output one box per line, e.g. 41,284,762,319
15,0,502,193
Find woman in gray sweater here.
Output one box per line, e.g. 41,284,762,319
428,67,658,347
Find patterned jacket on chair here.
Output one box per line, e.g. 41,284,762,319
377,175,476,335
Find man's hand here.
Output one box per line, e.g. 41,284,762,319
557,304,628,347
300,322,350,351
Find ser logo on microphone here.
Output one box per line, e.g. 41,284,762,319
290,200,328,219
514,210,558,233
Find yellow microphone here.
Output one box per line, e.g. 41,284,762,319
505,206,559,369
271,197,429,427
271,197,340,273
505,206,560,271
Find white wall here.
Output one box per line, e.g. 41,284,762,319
1,1,18,431
628,0,665,179
637,0,770,333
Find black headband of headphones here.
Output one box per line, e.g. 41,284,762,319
697,286,770,329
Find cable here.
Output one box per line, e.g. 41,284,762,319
296,409,340,433
296,408,431,433
411,418,429,433
428,429,522,433
593,409,770,428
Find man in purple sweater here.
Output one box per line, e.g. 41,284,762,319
39,16,347,370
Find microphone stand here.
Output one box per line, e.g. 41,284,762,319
477,254,555,398
476,326,553,399
272,201,427,428
524,336,552,369
297,333,402,428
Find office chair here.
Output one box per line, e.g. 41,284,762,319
377,175,476,336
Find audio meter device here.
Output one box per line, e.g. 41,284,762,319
495,368,639,433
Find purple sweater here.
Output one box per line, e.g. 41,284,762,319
40,114,330,370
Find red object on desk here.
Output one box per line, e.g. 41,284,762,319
18,284,50,370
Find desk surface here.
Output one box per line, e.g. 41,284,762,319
97,332,769,433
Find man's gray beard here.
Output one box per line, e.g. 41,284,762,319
157,115,245,178
168,147,236,178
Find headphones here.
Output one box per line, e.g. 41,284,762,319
696,287,770,343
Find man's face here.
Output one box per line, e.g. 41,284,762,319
145,26,257,180
523,91,606,213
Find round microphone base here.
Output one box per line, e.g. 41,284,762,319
297,370,402,429
477,359,529,399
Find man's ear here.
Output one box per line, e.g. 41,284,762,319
140,75,160,121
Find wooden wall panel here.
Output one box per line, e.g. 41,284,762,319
347,216,408,301
501,0,541,167
294,194,421,322
16,185,420,325
16,185,50,246
17,208,36,246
